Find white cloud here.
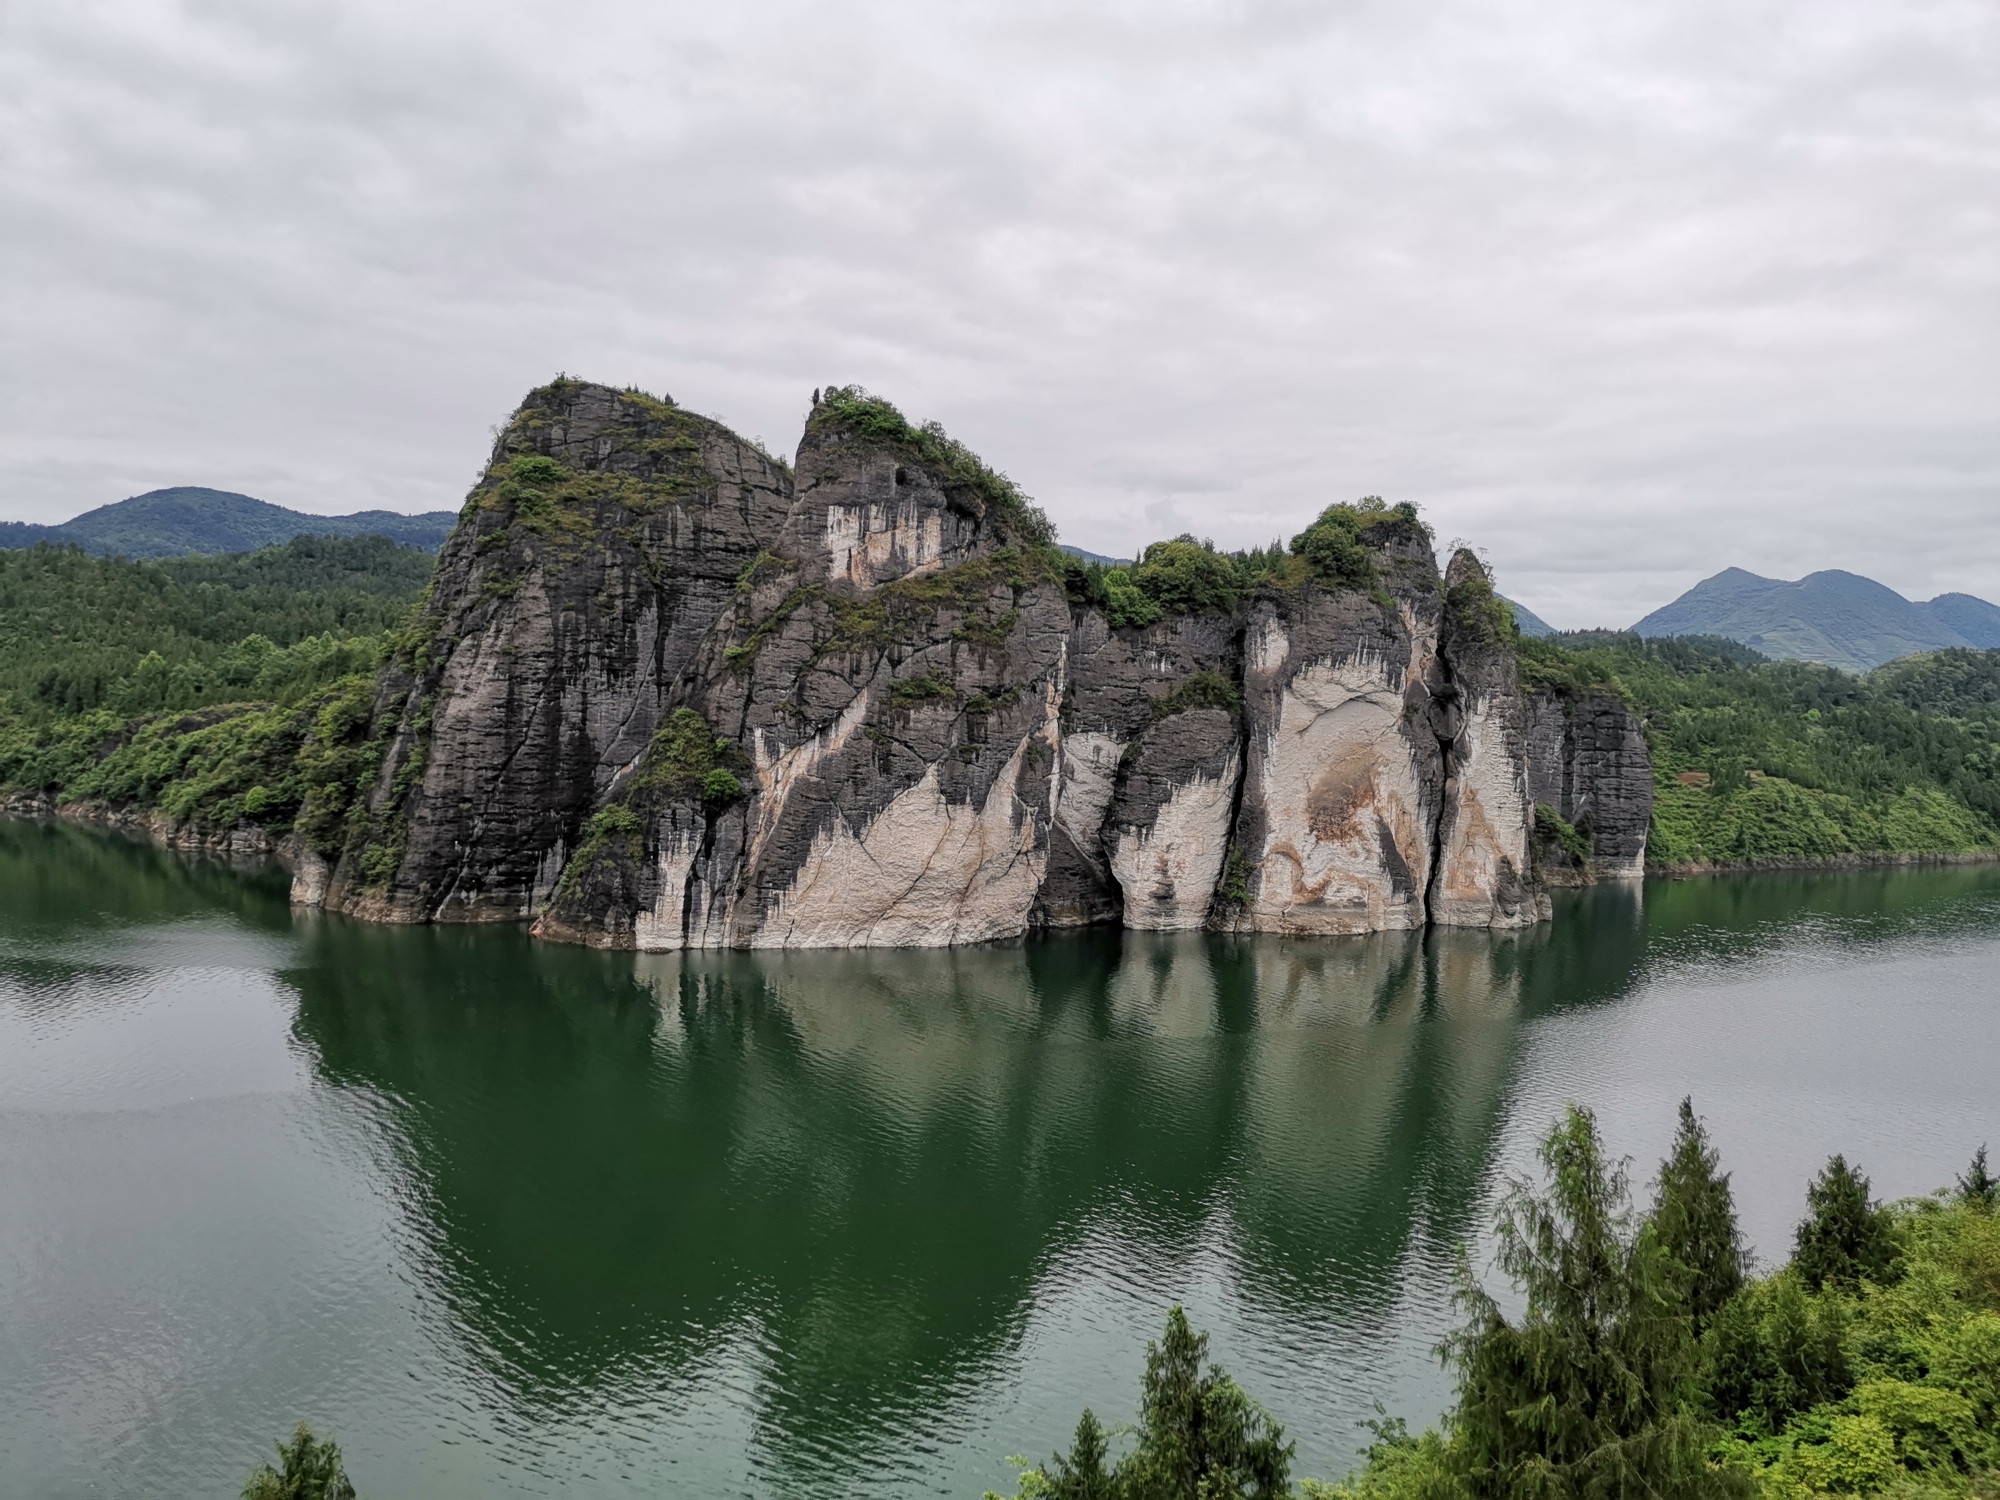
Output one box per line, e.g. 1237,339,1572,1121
2,0,1995,626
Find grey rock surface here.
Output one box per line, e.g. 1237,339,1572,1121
298,380,1653,946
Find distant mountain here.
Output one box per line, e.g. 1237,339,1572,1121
1501,597,1554,637
1632,567,2000,673
0,487,458,558
1060,542,1129,566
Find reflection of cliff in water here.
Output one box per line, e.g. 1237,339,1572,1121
280,895,1661,1480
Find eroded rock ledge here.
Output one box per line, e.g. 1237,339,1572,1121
290,379,1652,948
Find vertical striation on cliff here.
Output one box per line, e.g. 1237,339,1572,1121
301,378,1650,946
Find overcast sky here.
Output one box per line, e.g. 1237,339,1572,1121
4,0,1994,627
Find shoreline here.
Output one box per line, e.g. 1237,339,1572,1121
9,798,2000,935
1646,849,2000,878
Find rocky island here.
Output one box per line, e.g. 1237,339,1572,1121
286,379,1650,947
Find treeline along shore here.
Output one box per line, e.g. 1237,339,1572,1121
3,379,1998,945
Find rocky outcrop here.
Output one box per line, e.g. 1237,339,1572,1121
1523,689,1652,879
294,378,1644,946
307,380,792,924
1429,551,1543,927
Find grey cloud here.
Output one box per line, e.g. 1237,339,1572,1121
1,0,1994,628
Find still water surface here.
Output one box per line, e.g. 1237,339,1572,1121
2,819,1997,1498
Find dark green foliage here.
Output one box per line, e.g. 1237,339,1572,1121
1522,635,2000,864
0,536,426,722
891,670,960,708
242,1422,358,1500
1044,1410,1118,1500
1445,1105,1740,1500
994,1307,1292,1500
629,709,744,808
1960,1146,1998,1212
1128,536,1246,617
1441,557,1515,650
1066,534,1302,629
1118,1306,1294,1500
555,710,746,902
1289,499,1421,590
1873,650,2000,724
814,386,1056,548
1152,669,1242,721
1795,1156,1899,1292
1699,1274,1850,1437
1650,1098,1747,1334
1532,804,1592,867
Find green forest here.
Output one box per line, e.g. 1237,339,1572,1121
1,522,1998,870
0,536,427,836
991,1106,2000,1500
1519,633,2000,865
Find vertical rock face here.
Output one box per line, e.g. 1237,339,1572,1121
1428,551,1543,928
313,378,1650,946
1524,690,1653,878
536,389,1070,950
1046,611,1241,930
310,380,792,923
1229,517,1445,935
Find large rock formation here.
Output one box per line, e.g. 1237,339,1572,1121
1523,689,1652,879
298,379,1641,946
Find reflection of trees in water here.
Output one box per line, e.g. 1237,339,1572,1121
0,817,291,1000
277,920,1588,1484
274,864,2000,1488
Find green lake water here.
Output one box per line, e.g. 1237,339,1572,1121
2,818,1998,1498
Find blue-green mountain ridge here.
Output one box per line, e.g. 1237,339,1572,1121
0,487,456,558
1632,567,2000,674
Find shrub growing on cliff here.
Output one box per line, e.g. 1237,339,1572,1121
815,386,1056,548
1288,498,1421,590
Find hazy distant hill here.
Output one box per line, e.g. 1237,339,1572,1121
1502,597,1554,637
1632,567,2000,673
0,487,457,558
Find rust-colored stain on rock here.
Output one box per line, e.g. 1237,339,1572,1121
1306,749,1383,844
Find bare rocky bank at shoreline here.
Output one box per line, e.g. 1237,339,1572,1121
11,380,1662,947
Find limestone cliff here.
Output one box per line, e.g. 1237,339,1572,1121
297,379,1650,946
1523,687,1652,880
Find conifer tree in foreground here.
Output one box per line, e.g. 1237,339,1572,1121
1649,1097,1746,1336
1959,1143,1997,1212
1792,1155,1897,1291
1446,1105,1746,1500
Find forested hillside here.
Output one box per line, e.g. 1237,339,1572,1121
0,487,458,557
1523,634,2000,865
0,537,430,839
